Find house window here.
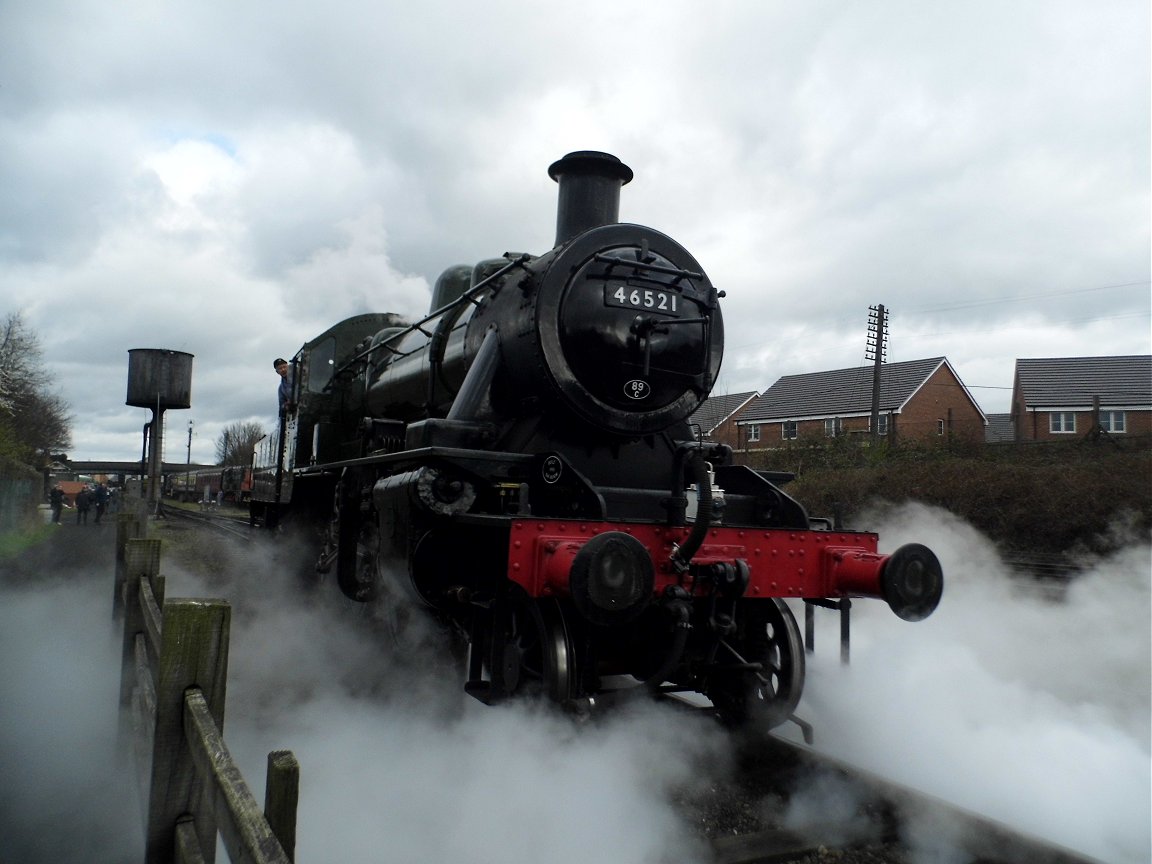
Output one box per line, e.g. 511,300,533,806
747,424,761,443
1050,412,1076,434
824,418,842,437
782,421,797,440
1100,411,1126,433
936,419,944,436
871,415,888,436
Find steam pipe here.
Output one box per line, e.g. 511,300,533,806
446,327,500,421
671,450,711,572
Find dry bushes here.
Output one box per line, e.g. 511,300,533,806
743,438,1152,556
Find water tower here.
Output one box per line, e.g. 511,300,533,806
126,349,194,512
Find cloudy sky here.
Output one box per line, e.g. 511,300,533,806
2,0,1148,463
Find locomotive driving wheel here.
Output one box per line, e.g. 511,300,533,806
706,598,805,729
486,592,576,704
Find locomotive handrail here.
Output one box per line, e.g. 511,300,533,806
630,314,713,377
328,253,532,383
290,445,536,475
592,251,704,281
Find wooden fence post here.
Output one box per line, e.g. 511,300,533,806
121,537,161,609
118,563,146,798
119,539,163,720
112,518,302,864
145,599,231,864
113,512,145,618
265,750,300,862
183,692,293,864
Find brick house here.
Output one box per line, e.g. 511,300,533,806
736,357,986,448
1011,355,1152,442
688,391,758,449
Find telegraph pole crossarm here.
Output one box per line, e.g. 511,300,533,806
866,304,888,443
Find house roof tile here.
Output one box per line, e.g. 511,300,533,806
740,357,958,422
689,391,758,435
984,413,1014,443
1014,355,1152,408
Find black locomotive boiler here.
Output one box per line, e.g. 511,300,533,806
251,151,943,729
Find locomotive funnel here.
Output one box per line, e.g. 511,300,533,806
548,151,633,247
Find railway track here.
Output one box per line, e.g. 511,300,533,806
160,502,253,541
705,735,1102,864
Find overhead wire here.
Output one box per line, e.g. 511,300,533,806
717,277,1149,403
724,278,1149,352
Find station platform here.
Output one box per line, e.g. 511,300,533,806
5,507,118,583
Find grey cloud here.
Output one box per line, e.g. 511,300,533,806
1,0,1147,457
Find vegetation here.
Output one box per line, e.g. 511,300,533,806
0,520,56,561
0,311,71,468
742,436,1152,557
215,421,266,465
0,312,71,534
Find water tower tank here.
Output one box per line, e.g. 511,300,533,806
126,349,194,409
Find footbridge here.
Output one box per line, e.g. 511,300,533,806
64,460,219,476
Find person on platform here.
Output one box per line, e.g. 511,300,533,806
93,483,110,524
75,486,92,525
274,357,295,415
49,484,64,524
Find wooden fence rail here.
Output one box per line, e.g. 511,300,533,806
116,513,299,864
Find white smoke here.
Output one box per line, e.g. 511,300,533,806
0,575,142,862
782,502,1151,864
4,506,1147,864
169,535,730,864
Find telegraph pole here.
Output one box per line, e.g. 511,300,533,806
186,420,193,490
866,304,888,443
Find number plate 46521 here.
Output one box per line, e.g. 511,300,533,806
604,285,679,315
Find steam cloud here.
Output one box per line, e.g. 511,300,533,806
784,502,1151,864
2,505,1148,863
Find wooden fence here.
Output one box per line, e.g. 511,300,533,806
115,512,299,864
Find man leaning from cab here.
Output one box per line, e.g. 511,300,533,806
274,357,295,415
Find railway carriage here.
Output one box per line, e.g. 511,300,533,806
169,465,252,504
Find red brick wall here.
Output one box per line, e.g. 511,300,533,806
1017,409,1152,441
707,417,745,449
895,364,985,443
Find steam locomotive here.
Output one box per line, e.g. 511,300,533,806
251,151,943,729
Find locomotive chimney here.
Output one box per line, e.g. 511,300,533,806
548,151,633,247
